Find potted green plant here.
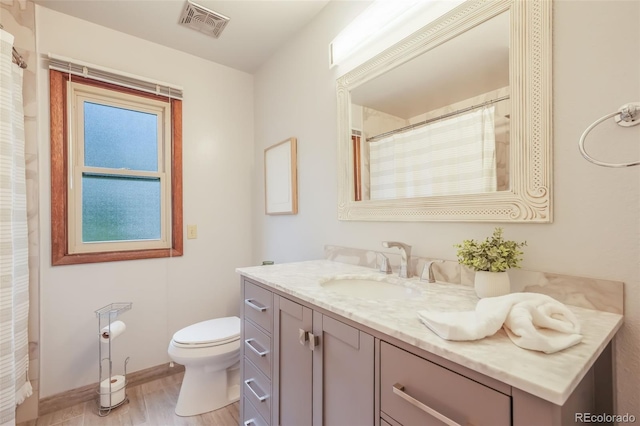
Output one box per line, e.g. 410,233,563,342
454,227,527,298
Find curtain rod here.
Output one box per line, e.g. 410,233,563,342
0,24,28,69
48,53,183,100
366,95,510,142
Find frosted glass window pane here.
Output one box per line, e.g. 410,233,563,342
82,175,161,242
84,102,158,171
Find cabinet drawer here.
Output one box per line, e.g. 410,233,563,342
244,320,272,379
380,342,510,426
243,397,269,426
244,280,273,333
244,359,272,422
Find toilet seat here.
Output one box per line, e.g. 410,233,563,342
172,316,240,349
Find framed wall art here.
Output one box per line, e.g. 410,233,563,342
264,137,298,215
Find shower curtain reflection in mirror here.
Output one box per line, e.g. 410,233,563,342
364,106,497,200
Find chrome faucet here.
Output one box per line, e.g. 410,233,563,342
382,241,412,278
377,253,393,274
420,260,443,283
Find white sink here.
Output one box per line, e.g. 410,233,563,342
320,276,424,300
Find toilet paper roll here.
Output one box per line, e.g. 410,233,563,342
99,375,126,408
100,320,126,342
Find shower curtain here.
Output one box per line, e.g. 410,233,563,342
0,28,32,426
369,106,497,199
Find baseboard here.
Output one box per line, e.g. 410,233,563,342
39,362,185,416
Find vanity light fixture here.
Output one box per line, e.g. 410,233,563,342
329,0,464,68
330,0,422,67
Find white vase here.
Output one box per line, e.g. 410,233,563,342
474,271,510,298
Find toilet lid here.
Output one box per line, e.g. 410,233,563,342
172,316,240,346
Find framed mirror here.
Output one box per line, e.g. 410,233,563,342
336,0,552,222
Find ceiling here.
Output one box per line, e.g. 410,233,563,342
34,0,331,73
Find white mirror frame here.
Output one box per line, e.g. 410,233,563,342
336,0,552,222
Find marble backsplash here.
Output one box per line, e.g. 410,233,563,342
325,245,624,315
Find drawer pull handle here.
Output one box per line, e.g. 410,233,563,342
245,379,269,402
245,299,267,312
245,338,269,357
299,328,309,346
308,332,319,351
392,383,461,426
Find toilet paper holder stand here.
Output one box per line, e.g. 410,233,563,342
95,302,132,416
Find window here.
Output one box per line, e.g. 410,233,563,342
50,70,183,265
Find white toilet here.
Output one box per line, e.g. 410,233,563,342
168,316,241,416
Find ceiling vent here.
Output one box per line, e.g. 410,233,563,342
179,0,230,39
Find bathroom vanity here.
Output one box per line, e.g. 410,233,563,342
237,260,623,426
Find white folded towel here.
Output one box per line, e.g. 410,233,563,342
417,293,582,354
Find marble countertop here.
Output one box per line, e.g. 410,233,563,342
236,260,623,406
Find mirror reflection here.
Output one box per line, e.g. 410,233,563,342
349,11,510,201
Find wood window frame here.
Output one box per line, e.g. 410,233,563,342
49,70,183,265
352,134,361,202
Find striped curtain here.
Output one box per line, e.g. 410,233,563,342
0,29,32,426
369,106,497,200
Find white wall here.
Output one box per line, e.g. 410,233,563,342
254,0,640,415
35,6,254,398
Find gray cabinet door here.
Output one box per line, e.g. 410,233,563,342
313,313,374,426
274,295,375,426
274,296,313,426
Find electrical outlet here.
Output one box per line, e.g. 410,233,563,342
187,225,197,239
